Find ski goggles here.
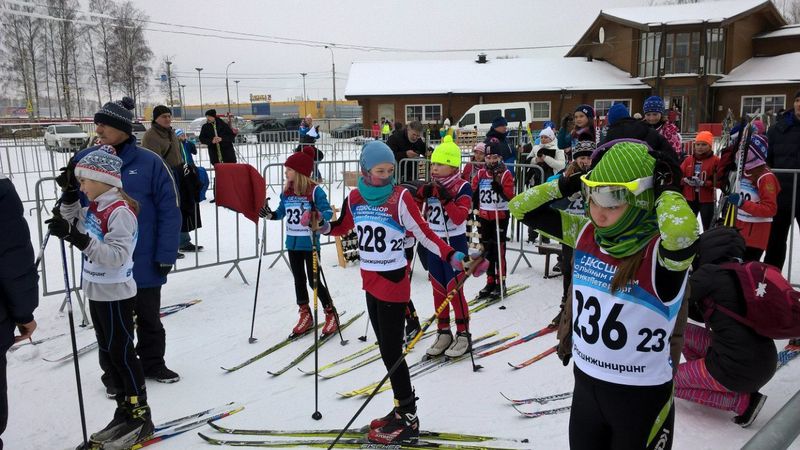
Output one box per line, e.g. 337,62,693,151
580,174,653,208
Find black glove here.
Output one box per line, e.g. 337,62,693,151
156,263,173,277
558,170,584,198
45,216,90,250
430,182,452,203
258,199,274,219
491,180,506,197
557,343,572,366
55,159,79,192
650,150,682,197
560,114,573,130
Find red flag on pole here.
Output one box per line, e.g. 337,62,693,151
213,163,266,224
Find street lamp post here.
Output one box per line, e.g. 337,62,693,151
300,72,308,117
177,83,185,118
225,61,235,118
166,60,174,108
195,67,204,116
325,45,337,118
234,80,240,116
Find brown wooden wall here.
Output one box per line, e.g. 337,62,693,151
726,12,773,72
712,84,799,123
753,35,800,56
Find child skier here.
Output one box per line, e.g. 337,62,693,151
557,105,596,155
510,140,698,450
676,226,776,427
723,134,779,261
643,96,682,157
320,141,473,444
461,142,485,185
45,146,153,449
258,152,339,336
415,136,474,357
471,140,515,299
680,131,720,231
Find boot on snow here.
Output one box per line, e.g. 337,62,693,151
322,306,339,335
89,396,154,449
292,305,313,336
404,316,421,344
444,331,471,358
368,396,419,444
425,330,453,357
476,282,496,300
733,392,767,428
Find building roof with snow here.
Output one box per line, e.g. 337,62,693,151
599,0,774,29
754,24,800,39
344,57,649,97
711,52,800,87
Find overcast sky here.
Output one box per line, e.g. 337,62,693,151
134,0,649,105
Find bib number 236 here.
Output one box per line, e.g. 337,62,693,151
573,290,666,353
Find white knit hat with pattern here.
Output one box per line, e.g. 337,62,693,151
75,145,123,188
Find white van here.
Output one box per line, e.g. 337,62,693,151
456,101,544,135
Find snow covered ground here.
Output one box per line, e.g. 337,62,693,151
4,145,800,449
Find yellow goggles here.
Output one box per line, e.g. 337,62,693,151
580,174,653,208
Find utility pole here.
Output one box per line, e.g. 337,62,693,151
300,72,308,116
234,80,240,116
195,67,204,115
166,60,174,108
225,61,235,118
325,45,337,118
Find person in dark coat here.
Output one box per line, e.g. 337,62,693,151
0,171,38,448
386,120,426,182
764,91,800,270
483,117,515,164
60,97,182,385
199,109,237,164
675,226,777,427
602,103,675,155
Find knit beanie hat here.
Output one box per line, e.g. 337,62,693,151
741,134,768,170
695,131,714,147
152,105,171,122
205,109,217,117
539,127,556,142
285,152,314,177
572,140,596,159
94,97,135,136
588,141,655,211
175,128,185,137
431,135,462,168
491,117,508,129
575,104,595,120
360,140,395,172
75,145,123,188
485,137,503,156
607,103,630,126
795,90,800,100
643,96,665,115
473,142,486,154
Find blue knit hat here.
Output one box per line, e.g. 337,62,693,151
607,103,630,126
94,97,135,135
575,104,595,120
491,117,508,129
643,96,665,115
75,145,123,188
360,140,395,172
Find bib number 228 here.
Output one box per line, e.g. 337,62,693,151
356,225,403,252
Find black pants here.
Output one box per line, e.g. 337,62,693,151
765,205,800,270
478,217,509,283
744,247,764,262
570,368,674,450
688,199,715,232
366,293,413,402
288,250,333,308
101,287,165,385
208,144,237,165
91,299,146,398
0,325,10,450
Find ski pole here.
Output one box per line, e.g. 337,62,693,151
328,254,485,450
248,205,269,344
212,121,223,163
59,238,89,448
309,208,323,421
723,118,752,227
317,266,348,346
35,198,64,268
494,186,506,306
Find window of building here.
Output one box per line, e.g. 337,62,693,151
741,95,786,119
405,104,442,123
706,28,725,75
664,32,701,74
530,102,551,121
639,32,661,78
479,109,502,124
594,99,632,118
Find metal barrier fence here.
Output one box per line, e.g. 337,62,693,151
741,388,800,450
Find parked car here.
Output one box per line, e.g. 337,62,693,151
187,117,206,142
43,124,90,152
238,116,305,142
331,123,364,139
456,101,534,136
132,122,146,145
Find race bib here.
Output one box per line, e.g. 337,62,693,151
427,198,466,236
352,204,407,271
478,179,508,211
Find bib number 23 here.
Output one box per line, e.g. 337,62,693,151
573,290,666,353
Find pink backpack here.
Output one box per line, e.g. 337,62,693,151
703,261,800,339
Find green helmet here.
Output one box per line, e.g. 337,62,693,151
430,135,461,168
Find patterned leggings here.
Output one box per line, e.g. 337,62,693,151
674,323,749,415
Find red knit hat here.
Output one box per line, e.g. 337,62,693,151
285,152,314,177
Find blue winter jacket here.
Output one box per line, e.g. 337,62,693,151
272,185,332,251
72,136,181,288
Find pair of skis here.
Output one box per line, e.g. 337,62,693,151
500,391,573,419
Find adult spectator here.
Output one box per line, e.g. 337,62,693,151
143,106,202,254
387,120,426,182
59,97,182,386
299,114,319,143
764,90,800,269
199,109,237,164
484,117,515,165
643,96,682,157
601,103,675,155
0,170,38,448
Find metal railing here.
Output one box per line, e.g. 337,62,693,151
741,388,800,450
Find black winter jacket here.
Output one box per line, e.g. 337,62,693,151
483,128,515,162
602,118,675,155
0,176,38,349
767,111,800,207
199,118,237,164
386,128,427,182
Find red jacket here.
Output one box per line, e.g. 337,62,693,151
735,170,780,251
470,167,514,220
680,153,719,203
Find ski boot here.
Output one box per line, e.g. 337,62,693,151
444,331,471,358
144,365,180,383
734,392,767,428
291,304,313,337
368,395,419,444
476,278,497,300
87,395,127,445
404,315,421,344
89,396,154,450
425,329,453,357
492,282,507,298
322,306,339,335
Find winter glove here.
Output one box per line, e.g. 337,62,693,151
650,151,682,198
300,210,323,230
557,343,572,366
318,222,331,235
558,170,584,198
448,251,466,272
490,180,506,198
45,216,90,250
467,250,489,277
156,263,173,277
560,114,573,130
258,198,274,219
55,159,80,192
727,193,744,208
